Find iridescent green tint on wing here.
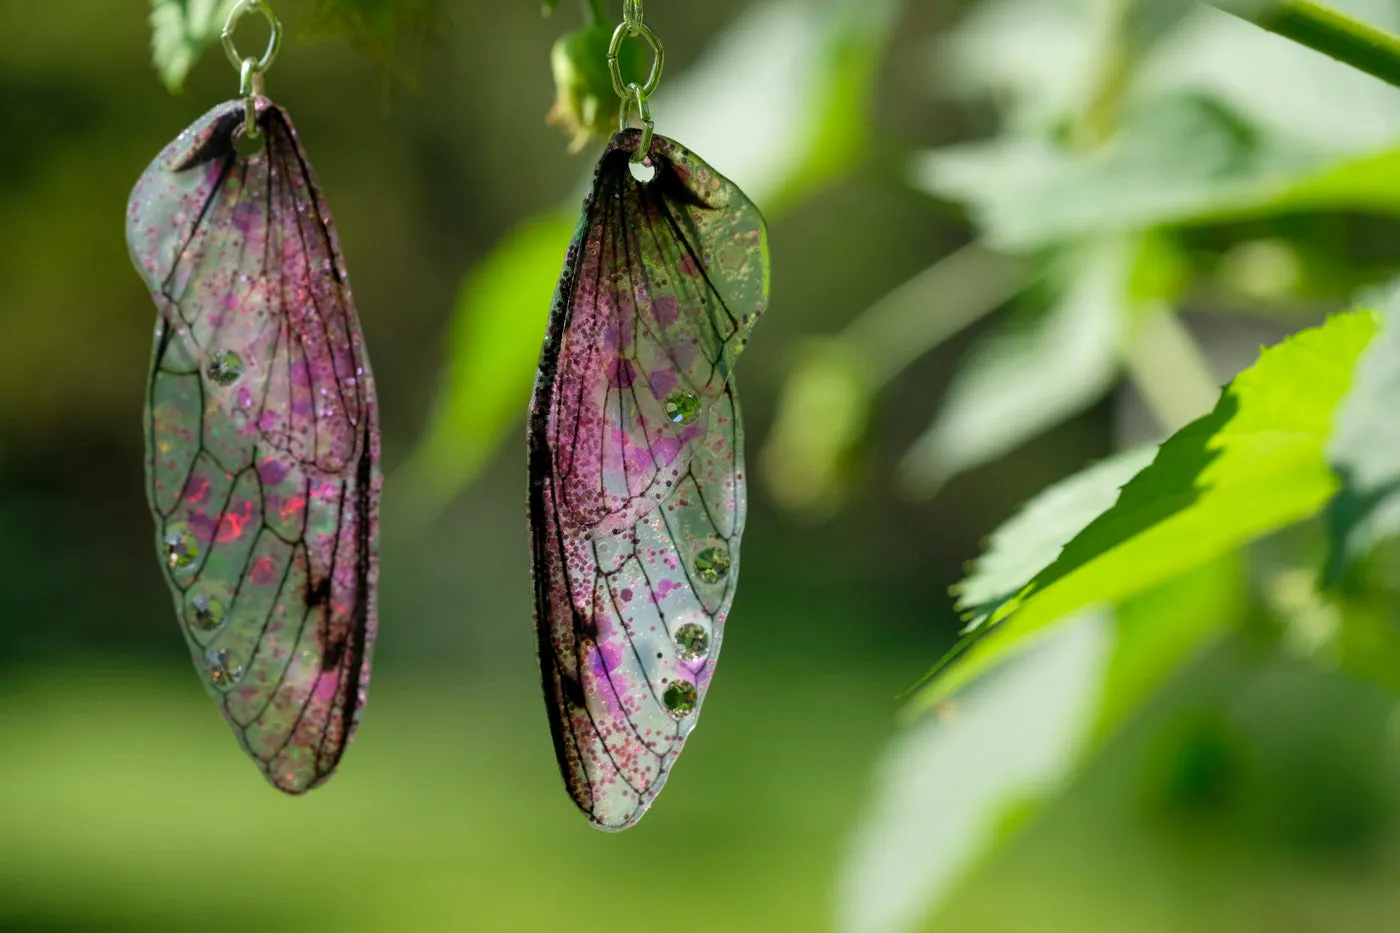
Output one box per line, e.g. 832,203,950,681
529,130,769,830
127,98,381,794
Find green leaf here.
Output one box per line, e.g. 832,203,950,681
914,92,1326,251
860,378,1248,927
839,611,1114,933
149,0,238,93
915,309,1381,710
953,446,1159,625
917,102,1400,251
844,554,1243,933
1325,293,1400,582
899,239,1133,497
922,1,1400,251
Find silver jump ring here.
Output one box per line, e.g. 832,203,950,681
238,58,263,140
619,83,654,164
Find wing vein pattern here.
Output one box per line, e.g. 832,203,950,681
127,97,381,794
529,130,769,830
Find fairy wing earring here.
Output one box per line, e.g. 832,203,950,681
529,0,771,830
126,0,381,793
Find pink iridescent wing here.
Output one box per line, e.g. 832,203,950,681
530,130,769,829
127,98,381,793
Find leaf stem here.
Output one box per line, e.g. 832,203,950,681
1122,307,1220,434
1207,0,1400,90
1073,0,1133,150
844,242,1022,388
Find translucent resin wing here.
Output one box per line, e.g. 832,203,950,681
529,130,769,830
127,98,380,793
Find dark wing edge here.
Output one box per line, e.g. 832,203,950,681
529,137,760,829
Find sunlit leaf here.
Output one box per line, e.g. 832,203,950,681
149,0,238,93
899,239,1132,497
854,441,1241,933
1326,294,1400,583
953,446,1158,625
914,309,1380,709
843,553,1243,933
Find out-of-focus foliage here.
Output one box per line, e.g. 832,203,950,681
1326,294,1400,581
397,209,577,520
149,0,239,92
831,2,1400,930
844,306,1386,933
839,610,1115,933
763,243,1024,516
23,3,1400,932
0,660,900,933
546,16,642,150
149,0,447,90
765,0,1400,515
920,308,1379,708
898,239,1133,496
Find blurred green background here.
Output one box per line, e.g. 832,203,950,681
5,1,1400,931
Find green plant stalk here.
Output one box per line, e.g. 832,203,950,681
1208,0,1400,90
1122,305,1221,434
583,0,607,25
844,242,1022,388
1073,0,1133,150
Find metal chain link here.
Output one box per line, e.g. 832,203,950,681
607,1,663,162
